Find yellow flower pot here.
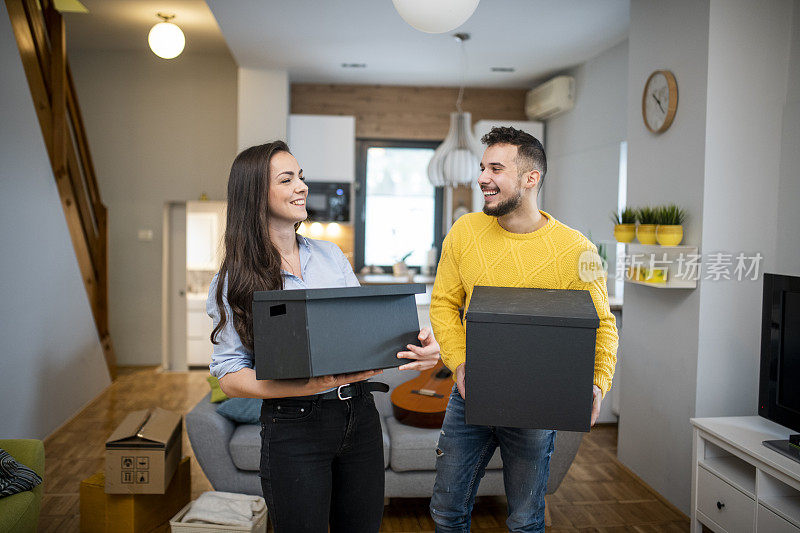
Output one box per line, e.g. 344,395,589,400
636,224,657,245
656,225,684,246
614,223,636,243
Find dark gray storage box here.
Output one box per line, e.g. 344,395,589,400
252,284,425,379
465,286,599,432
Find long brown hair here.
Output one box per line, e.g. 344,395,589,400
211,141,290,351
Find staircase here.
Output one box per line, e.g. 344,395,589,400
6,0,117,379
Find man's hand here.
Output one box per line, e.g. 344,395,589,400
590,385,603,426
455,363,466,399
397,327,440,372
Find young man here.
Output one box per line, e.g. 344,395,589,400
428,127,618,533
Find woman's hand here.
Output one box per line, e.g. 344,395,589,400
304,369,384,395
397,327,440,372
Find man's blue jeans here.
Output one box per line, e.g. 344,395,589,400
429,386,556,533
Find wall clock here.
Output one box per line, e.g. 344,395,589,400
642,70,678,133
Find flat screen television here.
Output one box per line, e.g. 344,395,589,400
758,273,800,434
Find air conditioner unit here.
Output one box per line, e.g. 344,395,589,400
525,76,575,120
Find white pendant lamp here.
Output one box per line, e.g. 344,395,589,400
392,0,480,34
427,34,482,187
148,13,185,59
428,112,482,187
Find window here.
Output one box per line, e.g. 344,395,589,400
354,140,443,271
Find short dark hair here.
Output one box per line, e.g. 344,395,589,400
481,126,547,188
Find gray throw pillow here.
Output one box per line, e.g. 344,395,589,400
216,397,262,424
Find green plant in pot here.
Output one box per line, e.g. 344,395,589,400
392,250,413,277
655,204,687,246
635,206,658,244
611,208,636,243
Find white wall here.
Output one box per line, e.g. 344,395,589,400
542,40,628,424
617,0,710,514
238,67,289,151
544,39,628,251
695,0,793,418
0,3,110,438
69,50,238,365
618,0,797,515
776,1,800,275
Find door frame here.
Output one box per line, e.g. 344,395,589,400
162,201,187,371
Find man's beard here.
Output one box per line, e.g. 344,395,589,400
483,187,523,217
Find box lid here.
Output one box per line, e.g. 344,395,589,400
253,283,425,302
106,408,181,449
465,286,599,328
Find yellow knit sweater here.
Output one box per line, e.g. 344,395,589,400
430,210,618,396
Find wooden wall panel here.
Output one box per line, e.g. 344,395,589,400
291,84,528,140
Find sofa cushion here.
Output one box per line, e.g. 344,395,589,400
380,417,390,469
373,368,415,419
385,417,503,472
0,489,37,533
217,398,261,424
207,375,229,403
229,424,261,471
228,415,391,472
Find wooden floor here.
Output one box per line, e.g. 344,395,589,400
38,367,689,532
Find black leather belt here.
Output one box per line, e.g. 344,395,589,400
315,381,389,401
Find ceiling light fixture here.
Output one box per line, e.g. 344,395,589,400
427,33,482,189
392,0,480,34
148,13,185,60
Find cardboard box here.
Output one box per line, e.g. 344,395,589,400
252,284,425,379
465,286,599,432
169,499,268,533
105,408,182,494
80,456,190,533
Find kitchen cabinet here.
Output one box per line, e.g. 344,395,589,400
288,115,355,182
186,202,225,275
186,293,214,367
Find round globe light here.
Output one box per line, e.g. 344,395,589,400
392,0,480,33
148,21,185,59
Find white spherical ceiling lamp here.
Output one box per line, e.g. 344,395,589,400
148,13,185,59
392,0,480,34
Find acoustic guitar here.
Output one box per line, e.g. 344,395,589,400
391,361,453,428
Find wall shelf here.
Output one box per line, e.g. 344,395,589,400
623,243,699,289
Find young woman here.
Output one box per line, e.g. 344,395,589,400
207,141,440,532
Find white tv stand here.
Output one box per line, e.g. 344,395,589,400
691,416,800,532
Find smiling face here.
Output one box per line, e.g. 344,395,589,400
478,143,527,217
267,151,308,226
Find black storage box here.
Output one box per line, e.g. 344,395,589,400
252,284,425,379
465,286,599,432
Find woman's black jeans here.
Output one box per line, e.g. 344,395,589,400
259,392,385,532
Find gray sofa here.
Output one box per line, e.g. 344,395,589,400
186,368,583,498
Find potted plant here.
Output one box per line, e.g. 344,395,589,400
635,206,658,244
656,204,687,246
392,251,413,277
611,208,636,243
